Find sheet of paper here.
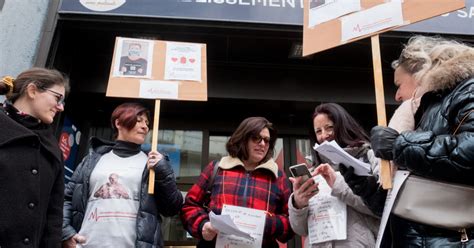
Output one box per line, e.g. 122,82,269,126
164,42,202,82
308,174,347,244
209,212,254,241
308,0,361,27
375,170,410,248
313,140,371,176
216,205,266,248
341,1,404,42
138,80,178,99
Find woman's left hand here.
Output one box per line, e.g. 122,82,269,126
147,151,164,169
314,163,337,188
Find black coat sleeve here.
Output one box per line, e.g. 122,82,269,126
153,155,183,217
393,89,474,185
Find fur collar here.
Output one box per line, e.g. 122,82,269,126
218,155,279,178
419,51,474,93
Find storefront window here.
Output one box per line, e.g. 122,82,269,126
209,135,229,162
295,138,312,165
147,130,203,177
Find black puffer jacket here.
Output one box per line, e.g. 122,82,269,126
393,65,474,185
62,137,183,248
390,51,474,246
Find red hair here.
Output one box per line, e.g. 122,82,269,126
111,102,149,138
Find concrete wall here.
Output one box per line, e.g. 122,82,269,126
0,0,60,103
0,0,52,77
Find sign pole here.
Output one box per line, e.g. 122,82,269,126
148,99,161,194
370,35,392,189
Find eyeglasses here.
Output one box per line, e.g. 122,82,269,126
38,86,65,106
251,135,271,145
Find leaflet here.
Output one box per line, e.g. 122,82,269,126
313,140,371,176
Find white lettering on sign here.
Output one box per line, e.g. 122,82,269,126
194,0,304,8
442,7,474,18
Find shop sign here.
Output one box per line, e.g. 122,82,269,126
59,0,473,35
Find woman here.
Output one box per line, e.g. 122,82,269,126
62,102,183,248
369,36,474,247
180,117,293,247
0,68,69,247
289,103,379,248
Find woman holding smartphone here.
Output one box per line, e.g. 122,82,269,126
288,103,380,248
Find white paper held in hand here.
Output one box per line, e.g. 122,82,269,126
209,211,255,241
313,140,371,176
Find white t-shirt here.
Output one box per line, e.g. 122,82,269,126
77,150,147,248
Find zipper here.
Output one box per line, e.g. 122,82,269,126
460,228,469,243
242,171,250,206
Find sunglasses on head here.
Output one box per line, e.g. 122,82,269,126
251,135,271,144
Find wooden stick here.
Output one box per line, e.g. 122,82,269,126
148,99,161,194
371,35,392,189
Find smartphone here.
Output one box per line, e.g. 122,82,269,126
289,163,313,184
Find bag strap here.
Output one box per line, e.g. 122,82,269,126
206,160,220,195
453,109,473,135
203,160,220,210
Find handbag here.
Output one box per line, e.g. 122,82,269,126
392,109,474,230
392,175,474,230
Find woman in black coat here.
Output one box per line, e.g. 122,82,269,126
350,36,474,247
0,68,69,247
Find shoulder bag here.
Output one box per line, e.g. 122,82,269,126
392,110,474,230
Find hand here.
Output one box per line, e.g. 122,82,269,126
289,172,319,209
340,165,378,198
370,126,399,160
202,221,218,241
314,163,337,188
62,234,86,248
147,151,164,169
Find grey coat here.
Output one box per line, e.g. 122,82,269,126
289,173,379,248
62,138,183,248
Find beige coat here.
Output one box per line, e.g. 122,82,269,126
289,173,380,248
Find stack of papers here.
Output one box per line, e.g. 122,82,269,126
209,212,254,241
313,141,371,176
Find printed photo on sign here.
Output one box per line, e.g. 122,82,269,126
164,42,202,82
113,38,153,78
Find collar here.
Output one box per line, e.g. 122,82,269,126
218,155,279,178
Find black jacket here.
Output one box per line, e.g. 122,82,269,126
0,105,64,248
389,52,474,247
393,78,474,185
62,137,183,248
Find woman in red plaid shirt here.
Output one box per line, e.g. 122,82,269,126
180,117,294,247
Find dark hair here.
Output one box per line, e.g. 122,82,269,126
226,117,277,164
312,103,369,147
0,67,70,103
111,102,150,138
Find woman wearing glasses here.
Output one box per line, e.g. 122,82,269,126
289,103,380,248
180,117,294,247
0,67,69,247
